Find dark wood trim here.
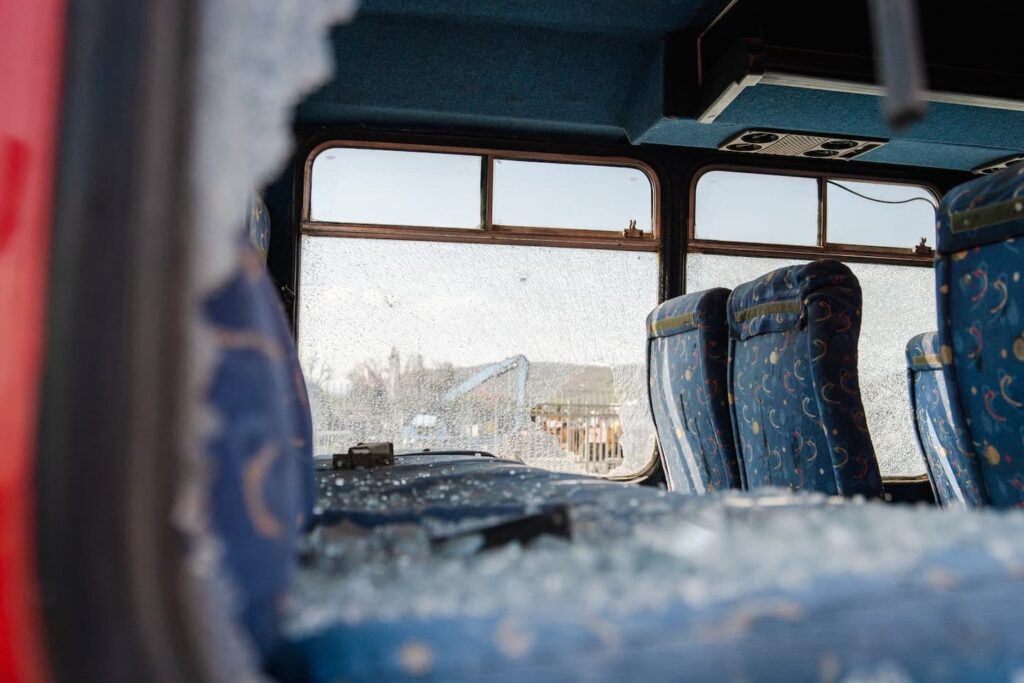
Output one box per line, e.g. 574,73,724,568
302,222,659,252
482,154,493,229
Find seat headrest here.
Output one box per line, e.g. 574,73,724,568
905,331,943,371
646,288,729,339
726,260,858,341
936,163,1024,254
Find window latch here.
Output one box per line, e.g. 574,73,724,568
913,237,933,256
623,219,644,238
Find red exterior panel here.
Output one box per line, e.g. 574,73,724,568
0,0,65,680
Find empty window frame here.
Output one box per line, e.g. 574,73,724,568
691,168,939,263
304,142,659,249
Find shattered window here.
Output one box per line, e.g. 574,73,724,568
686,253,934,478
298,237,659,477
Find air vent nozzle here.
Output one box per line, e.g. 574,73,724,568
718,130,887,161
972,155,1024,175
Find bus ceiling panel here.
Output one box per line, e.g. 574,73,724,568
711,86,1024,158
351,0,730,36
297,1,1023,173
298,15,663,139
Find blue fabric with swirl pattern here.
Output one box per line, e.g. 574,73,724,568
205,231,315,658
647,288,741,493
935,163,1024,508
726,261,882,497
905,332,985,506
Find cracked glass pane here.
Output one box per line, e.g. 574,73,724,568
298,236,659,477
687,253,934,477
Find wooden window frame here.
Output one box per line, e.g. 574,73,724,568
688,165,941,267
301,140,661,252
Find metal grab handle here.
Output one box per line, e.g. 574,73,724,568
868,0,929,130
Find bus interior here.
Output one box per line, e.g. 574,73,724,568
7,0,1024,681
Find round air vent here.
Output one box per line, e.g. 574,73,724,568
740,132,779,144
821,140,859,150
718,130,887,160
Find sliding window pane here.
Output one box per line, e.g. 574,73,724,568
694,171,819,246
826,180,937,249
310,147,483,228
492,160,653,232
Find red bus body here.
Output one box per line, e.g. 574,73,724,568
0,0,65,680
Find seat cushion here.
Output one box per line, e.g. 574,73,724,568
204,238,314,656
905,332,985,506
647,288,741,492
726,260,882,497
935,163,1024,507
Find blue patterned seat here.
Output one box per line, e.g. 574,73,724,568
905,332,985,506
646,288,741,492
935,163,1024,508
726,260,882,497
204,227,315,657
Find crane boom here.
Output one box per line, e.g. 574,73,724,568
440,355,530,428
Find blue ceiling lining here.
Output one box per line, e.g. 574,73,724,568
854,140,1023,170
298,5,1024,171
355,0,727,37
299,15,656,137
297,103,627,140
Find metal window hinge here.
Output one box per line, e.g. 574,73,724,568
623,219,644,238
278,284,297,315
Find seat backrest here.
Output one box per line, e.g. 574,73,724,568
906,332,986,506
646,288,741,493
935,164,1024,507
204,231,314,657
726,260,882,497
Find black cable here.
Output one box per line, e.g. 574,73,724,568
826,180,937,208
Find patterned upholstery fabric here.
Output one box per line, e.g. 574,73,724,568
935,163,1024,507
726,260,882,497
646,288,741,492
905,332,985,506
249,190,272,261
204,232,314,657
